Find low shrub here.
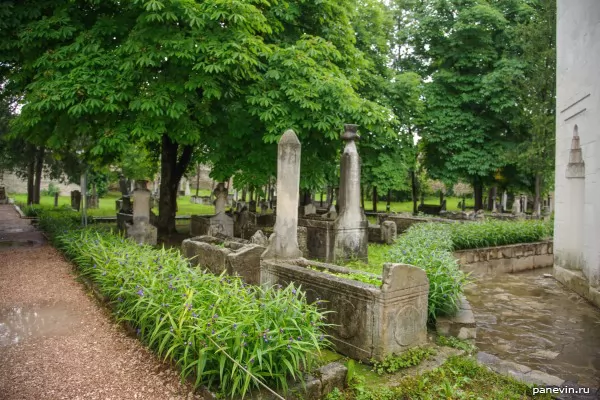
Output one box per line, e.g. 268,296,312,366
39,210,329,398
448,219,553,250
387,223,468,321
371,347,436,375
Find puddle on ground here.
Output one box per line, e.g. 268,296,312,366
0,240,42,249
465,268,600,387
0,303,81,346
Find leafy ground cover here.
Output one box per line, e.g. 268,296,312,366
328,355,552,400
448,219,553,250
37,210,329,398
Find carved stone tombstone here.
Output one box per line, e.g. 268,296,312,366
126,180,157,245
333,124,368,262
71,190,81,211
214,182,228,214
248,200,257,213
512,198,521,215
262,130,303,260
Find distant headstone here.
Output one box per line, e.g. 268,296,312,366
303,203,317,216
71,190,81,211
126,180,157,245
512,198,521,215
214,182,228,214
381,221,397,244
250,230,269,247
248,200,257,213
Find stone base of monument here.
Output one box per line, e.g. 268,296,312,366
435,296,477,340
367,221,397,244
333,221,369,263
298,217,336,262
182,235,265,285
260,259,429,361
125,221,157,246
190,213,234,237
117,212,156,232
232,211,276,239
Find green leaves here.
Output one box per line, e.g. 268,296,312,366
38,209,330,398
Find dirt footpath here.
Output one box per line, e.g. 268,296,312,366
0,205,203,400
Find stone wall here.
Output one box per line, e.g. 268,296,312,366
260,259,429,361
554,0,600,308
182,236,264,285
0,170,80,195
454,241,553,274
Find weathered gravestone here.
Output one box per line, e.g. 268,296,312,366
125,181,157,245
71,190,81,211
333,124,368,263
262,130,303,260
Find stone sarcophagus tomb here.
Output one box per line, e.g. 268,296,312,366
182,235,265,285
261,259,429,361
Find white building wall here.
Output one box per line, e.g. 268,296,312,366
554,0,600,306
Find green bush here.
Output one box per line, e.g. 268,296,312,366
41,182,61,197
38,210,329,398
448,219,553,250
388,223,468,321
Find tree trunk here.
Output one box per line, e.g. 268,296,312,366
26,158,34,206
462,195,466,211
33,146,45,204
327,186,333,207
241,187,247,202
195,164,200,197
411,170,418,215
439,190,444,206
473,180,484,211
360,186,365,210
534,174,542,216
386,189,391,212
157,134,193,236
372,186,378,213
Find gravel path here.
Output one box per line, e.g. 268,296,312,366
0,205,203,400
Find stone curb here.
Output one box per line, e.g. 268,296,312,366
476,352,600,399
435,296,477,340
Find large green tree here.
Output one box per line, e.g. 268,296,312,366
397,0,532,209
2,0,391,234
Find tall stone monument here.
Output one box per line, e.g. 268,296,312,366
262,130,303,260
333,124,368,262
553,0,600,308
126,180,157,245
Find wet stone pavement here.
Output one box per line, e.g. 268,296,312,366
465,267,600,388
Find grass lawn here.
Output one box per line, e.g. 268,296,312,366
9,191,216,217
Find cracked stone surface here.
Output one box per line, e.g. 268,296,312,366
0,205,203,400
